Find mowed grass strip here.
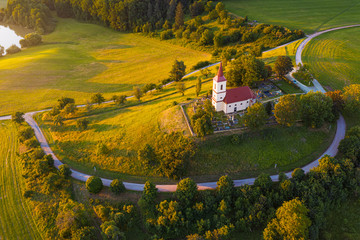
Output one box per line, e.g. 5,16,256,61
302,27,360,90
0,18,210,116
0,121,42,239
223,0,360,33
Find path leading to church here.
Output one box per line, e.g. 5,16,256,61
1,25,358,192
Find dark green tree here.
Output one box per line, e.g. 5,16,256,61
274,56,293,78
86,176,103,194
91,93,105,105
12,112,25,124
170,60,186,81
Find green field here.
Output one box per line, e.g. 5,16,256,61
189,124,335,181
0,121,42,239
36,71,215,183
302,27,360,90
322,198,360,239
0,18,210,116
223,0,360,33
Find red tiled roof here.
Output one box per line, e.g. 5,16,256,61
223,86,256,104
213,62,226,82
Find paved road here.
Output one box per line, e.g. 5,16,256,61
1,26,354,192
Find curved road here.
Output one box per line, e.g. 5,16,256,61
2,25,358,192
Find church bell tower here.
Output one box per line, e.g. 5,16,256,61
211,62,227,112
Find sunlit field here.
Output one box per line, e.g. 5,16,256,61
0,18,210,116
302,27,360,90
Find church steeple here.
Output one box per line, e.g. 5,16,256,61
211,62,227,112
217,62,224,77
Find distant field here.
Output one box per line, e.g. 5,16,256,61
223,0,360,33
0,0,6,8
261,39,303,66
0,121,42,239
302,27,360,90
0,18,210,116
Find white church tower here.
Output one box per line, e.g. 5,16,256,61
211,62,227,112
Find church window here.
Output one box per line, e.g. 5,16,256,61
214,84,216,89
229,105,231,107
220,85,223,90
220,97,223,99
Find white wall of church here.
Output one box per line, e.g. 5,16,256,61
224,99,255,114
212,99,224,112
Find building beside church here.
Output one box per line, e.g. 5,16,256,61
211,63,256,114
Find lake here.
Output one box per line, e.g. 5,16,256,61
0,25,23,52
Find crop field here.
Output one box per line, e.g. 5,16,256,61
223,0,360,33
0,18,210,116
0,121,42,239
302,27,360,90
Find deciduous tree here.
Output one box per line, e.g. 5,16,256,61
243,103,267,130
274,56,293,78
274,94,299,126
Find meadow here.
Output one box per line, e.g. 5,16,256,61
302,27,360,90
322,198,360,239
0,121,42,239
223,0,360,33
0,18,210,116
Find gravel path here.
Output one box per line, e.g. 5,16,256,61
1,26,355,192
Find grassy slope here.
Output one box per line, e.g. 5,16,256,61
0,18,210,116
36,68,335,183
190,124,335,181
322,198,360,239
0,121,42,239
36,70,216,183
260,39,303,66
223,0,360,33
302,27,360,90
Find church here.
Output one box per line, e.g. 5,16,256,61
211,63,256,114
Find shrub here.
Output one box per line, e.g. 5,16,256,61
6,44,21,54
110,179,126,194
25,138,40,149
76,118,90,131
86,176,103,194
18,128,34,142
59,164,72,177
96,142,109,155
20,32,42,48
160,29,173,40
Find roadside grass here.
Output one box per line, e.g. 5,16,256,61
223,0,360,33
272,79,303,94
0,121,43,239
321,197,360,239
0,18,210,116
302,27,360,90
188,123,336,182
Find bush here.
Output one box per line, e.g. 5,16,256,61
25,138,40,149
86,176,103,194
59,164,72,177
6,44,21,54
96,142,109,155
110,179,126,194
76,118,90,131
160,29,173,40
20,32,42,48
18,128,34,142
191,61,211,71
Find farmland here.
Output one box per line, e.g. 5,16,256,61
223,0,360,33
0,121,42,239
302,27,360,90
0,18,210,116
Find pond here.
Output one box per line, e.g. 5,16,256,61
0,25,23,52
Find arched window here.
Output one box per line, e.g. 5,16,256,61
220,85,223,90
